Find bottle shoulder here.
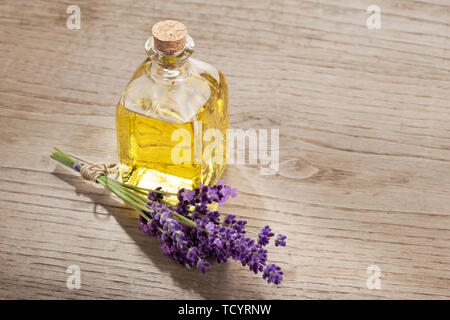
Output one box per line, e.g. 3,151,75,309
119,58,227,123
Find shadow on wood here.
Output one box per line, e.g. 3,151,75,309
51,165,265,299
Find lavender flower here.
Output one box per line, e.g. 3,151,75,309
258,225,275,246
51,149,285,284
138,180,285,284
197,259,211,274
262,264,284,285
148,187,164,201
178,188,195,203
274,234,287,247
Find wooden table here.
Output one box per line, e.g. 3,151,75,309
0,0,449,299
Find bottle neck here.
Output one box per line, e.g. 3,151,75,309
145,34,194,81
150,59,190,80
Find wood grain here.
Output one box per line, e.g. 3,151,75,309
0,0,449,299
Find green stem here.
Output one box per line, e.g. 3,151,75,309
103,177,149,206
50,147,198,229
97,177,149,221
104,176,196,227
51,147,177,196
117,181,178,196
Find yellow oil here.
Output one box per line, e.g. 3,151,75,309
116,59,228,193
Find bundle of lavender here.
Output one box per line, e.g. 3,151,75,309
51,148,286,285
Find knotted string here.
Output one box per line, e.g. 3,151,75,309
69,153,119,182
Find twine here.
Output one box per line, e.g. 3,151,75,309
80,162,119,181
69,153,119,182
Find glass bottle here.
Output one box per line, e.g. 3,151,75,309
116,20,229,194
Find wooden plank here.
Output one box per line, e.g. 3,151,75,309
0,0,449,299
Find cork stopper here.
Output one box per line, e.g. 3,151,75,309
151,20,187,54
